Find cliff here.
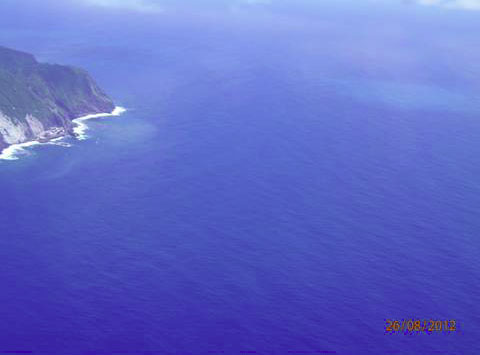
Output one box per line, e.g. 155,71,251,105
0,46,115,150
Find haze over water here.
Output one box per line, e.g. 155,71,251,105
1,1,479,353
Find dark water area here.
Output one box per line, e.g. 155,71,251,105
0,1,479,353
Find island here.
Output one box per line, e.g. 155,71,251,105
0,45,115,151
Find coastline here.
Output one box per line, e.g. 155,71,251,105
72,106,126,140
0,106,126,161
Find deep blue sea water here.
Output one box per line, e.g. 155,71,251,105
1,1,480,353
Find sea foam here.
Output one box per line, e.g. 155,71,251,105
0,106,126,161
0,140,42,161
72,106,126,140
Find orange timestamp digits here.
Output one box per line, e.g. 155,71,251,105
385,319,457,334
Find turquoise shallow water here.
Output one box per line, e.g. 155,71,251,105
0,1,479,353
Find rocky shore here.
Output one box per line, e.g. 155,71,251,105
0,46,115,151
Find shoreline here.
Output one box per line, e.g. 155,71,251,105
0,106,126,161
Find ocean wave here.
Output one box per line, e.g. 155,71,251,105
72,106,126,140
49,141,72,148
0,106,126,161
0,140,42,161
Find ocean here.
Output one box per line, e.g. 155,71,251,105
0,1,479,353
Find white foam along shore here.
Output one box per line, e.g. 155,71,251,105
72,106,126,140
0,106,126,161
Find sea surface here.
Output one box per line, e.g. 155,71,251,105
0,1,479,353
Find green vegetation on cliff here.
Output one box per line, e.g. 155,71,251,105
0,46,115,149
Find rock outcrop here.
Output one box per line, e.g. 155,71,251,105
0,46,114,150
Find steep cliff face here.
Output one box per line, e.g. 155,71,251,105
0,46,115,150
